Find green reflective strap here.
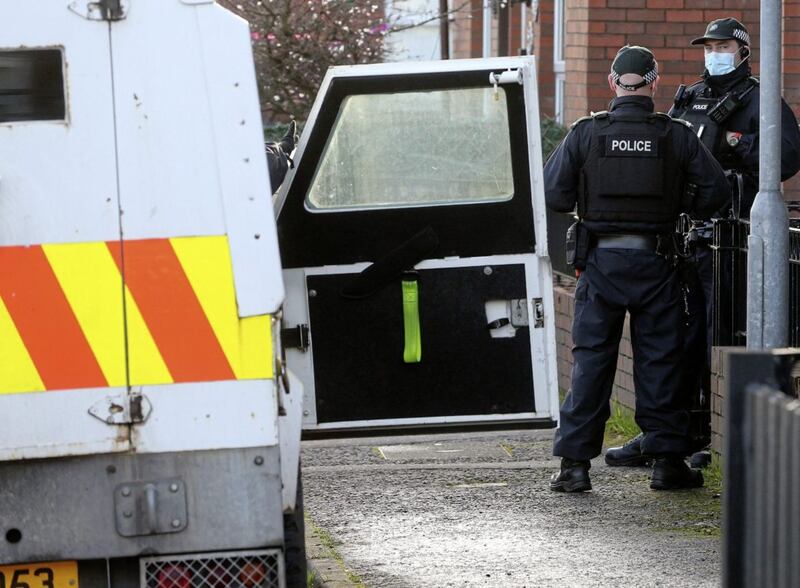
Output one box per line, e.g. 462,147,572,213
401,277,421,363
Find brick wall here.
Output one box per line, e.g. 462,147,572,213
536,0,556,118
562,0,762,122
709,346,731,455
784,0,800,200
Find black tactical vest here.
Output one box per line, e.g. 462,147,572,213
678,96,722,154
579,111,683,224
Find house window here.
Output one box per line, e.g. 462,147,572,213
0,49,66,123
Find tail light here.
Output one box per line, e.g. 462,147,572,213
156,563,192,588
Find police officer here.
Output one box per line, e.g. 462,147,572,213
546,46,730,492
266,120,297,194
606,18,800,469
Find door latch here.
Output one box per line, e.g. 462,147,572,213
68,0,129,21
532,297,545,328
89,391,152,425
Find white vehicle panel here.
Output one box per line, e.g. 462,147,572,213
279,371,303,511
0,387,129,461
0,2,119,246
111,1,283,315
131,381,280,454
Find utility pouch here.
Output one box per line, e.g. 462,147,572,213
656,232,681,259
566,221,590,270
707,92,742,125
673,84,687,110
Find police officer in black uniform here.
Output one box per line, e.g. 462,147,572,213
606,18,800,469
546,46,730,492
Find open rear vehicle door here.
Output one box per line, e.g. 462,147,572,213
277,57,559,434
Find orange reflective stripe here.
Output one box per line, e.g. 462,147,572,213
109,239,236,383
0,246,107,390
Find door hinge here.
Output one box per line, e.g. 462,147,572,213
282,324,310,351
532,297,545,328
89,391,152,425
68,0,129,21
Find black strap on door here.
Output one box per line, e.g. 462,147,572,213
340,226,439,299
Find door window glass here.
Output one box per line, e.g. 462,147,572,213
306,87,514,211
0,49,66,123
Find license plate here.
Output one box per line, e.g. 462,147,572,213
0,561,78,588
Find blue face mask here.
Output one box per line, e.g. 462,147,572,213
705,51,736,76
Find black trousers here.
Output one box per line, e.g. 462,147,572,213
553,247,692,460
681,245,715,447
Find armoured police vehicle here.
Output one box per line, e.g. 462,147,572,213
0,1,305,586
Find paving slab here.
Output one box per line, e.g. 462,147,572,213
302,429,721,588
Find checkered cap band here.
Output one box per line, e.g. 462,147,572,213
732,28,750,45
611,62,658,87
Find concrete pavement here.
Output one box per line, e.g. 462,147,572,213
302,429,720,588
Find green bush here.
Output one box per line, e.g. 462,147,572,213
541,116,568,161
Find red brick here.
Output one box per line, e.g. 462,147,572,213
625,34,666,48
724,0,755,8
709,9,743,20
647,0,682,6
692,0,725,7
655,48,686,61
666,10,705,22
626,8,665,20
605,21,646,34
589,21,608,33
567,20,590,33
646,22,684,35
608,0,646,7
588,33,627,46
590,7,627,20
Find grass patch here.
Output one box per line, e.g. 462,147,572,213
703,452,723,496
370,446,386,460
305,514,367,587
604,399,641,447
654,483,722,539
499,442,514,457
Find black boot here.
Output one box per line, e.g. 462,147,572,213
650,457,704,490
690,449,712,469
550,458,592,493
604,432,651,467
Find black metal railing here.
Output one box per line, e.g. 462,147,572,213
723,350,800,588
712,218,800,348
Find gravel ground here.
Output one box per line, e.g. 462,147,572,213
302,429,721,588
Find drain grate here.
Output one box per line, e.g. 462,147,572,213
140,549,283,588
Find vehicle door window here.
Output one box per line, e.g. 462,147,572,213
0,49,66,123
306,87,514,211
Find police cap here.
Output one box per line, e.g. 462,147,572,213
691,17,750,46
611,46,658,91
